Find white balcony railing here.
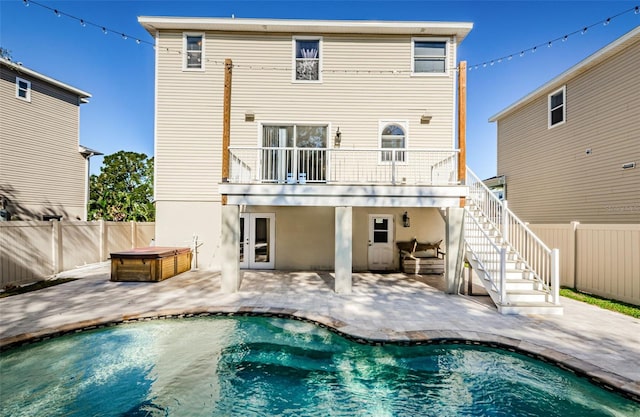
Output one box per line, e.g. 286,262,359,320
229,147,459,186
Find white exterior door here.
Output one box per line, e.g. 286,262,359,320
239,213,275,269
368,214,394,270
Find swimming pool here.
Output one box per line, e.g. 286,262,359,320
1,316,638,416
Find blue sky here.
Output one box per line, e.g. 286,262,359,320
1,0,639,179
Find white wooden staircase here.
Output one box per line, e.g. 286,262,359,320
464,168,563,315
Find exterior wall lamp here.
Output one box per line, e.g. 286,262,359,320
420,114,432,124
334,127,342,148
402,211,410,228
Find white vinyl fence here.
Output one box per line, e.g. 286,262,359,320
530,223,640,306
0,220,155,288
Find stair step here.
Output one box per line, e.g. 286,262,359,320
498,302,563,315
506,289,549,303
505,278,540,291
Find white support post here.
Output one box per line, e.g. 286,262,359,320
334,206,353,294
99,219,108,261
551,248,560,305
500,246,507,304
221,205,241,293
130,221,137,249
501,200,509,240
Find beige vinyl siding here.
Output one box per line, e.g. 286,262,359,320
0,66,85,220
497,38,640,224
155,31,457,202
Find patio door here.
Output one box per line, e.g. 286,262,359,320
368,214,394,270
239,213,275,269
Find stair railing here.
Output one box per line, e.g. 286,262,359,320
466,167,560,305
464,208,507,304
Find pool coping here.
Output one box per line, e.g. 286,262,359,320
1,305,639,403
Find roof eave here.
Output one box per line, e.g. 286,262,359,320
138,16,473,42
0,57,92,100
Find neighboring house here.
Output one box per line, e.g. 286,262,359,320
139,17,562,314
489,26,640,224
0,58,97,221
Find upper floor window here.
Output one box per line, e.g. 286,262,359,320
293,37,322,82
412,39,447,74
184,33,204,70
548,86,566,128
380,122,407,162
16,77,31,101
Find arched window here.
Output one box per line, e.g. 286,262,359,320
380,123,406,162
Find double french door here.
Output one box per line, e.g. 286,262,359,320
239,213,275,269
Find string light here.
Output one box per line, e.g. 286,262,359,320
17,0,640,74
467,4,638,71
22,0,155,47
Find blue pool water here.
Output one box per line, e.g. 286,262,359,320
1,316,638,417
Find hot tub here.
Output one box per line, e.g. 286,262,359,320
110,247,192,282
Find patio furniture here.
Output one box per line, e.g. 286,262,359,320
397,239,444,275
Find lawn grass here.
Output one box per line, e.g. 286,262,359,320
560,287,640,318
0,278,77,298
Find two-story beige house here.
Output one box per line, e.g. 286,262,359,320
139,17,472,287
489,26,640,224
139,17,563,314
0,58,95,221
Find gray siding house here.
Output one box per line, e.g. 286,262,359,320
0,58,94,221
489,27,640,224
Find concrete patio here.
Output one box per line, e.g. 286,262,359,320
0,262,638,401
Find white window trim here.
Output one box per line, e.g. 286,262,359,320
292,36,323,83
16,77,31,102
411,37,450,77
258,121,331,148
378,120,409,164
548,85,566,129
183,32,205,71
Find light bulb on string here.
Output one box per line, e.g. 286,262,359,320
23,0,29,6
582,27,588,34
121,34,127,40
508,55,513,61
80,19,86,27
532,46,537,53
102,27,108,35
548,42,552,48
563,35,568,42
136,39,141,45
54,9,60,17
604,18,611,26
635,6,639,14
520,51,525,57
